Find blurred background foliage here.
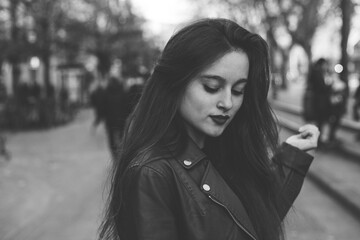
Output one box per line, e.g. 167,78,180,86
0,0,160,128
0,0,359,129
0,0,158,92
196,0,358,89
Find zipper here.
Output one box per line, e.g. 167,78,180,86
208,195,257,240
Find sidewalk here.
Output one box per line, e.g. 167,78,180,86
0,109,110,240
270,82,360,223
272,81,360,130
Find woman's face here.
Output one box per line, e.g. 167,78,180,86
179,50,249,147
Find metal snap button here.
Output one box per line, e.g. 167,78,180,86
183,160,192,166
202,184,210,191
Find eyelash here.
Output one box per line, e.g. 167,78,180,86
203,85,244,96
232,90,244,96
203,85,218,93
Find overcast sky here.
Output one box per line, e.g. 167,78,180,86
131,0,197,43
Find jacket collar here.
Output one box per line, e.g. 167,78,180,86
175,137,206,169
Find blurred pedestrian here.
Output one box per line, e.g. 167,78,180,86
27,78,41,124
99,18,319,240
16,80,30,105
28,78,41,102
102,76,128,160
59,86,69,120
42,84,56,127
0,76,7,106
304,58,332,145
352,80,360,141
0,77,10,161
0,135,10,161
125,76,144,117
15,79,41,126
89,82,106,128
328,74,347,145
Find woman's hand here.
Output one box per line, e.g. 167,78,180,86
285,124,320,152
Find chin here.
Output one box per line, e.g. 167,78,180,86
206,128,225,137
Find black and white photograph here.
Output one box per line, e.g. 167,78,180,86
1,0,360,240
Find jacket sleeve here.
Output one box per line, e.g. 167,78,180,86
121,164,179,240
272,142,314,220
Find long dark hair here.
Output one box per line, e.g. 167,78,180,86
99,18,282,240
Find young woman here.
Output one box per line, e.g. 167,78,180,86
99,18,319,240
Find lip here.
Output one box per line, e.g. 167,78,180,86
210,115,230,125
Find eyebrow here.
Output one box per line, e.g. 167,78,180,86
200,74,247,84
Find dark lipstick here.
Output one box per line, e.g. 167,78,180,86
210,115,230,125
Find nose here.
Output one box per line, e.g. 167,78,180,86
217,90,233,111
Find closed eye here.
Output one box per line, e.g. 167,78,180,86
203,85,219,93
232,89,244,96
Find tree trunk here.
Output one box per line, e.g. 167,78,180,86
42,52,52,98
10,0,21,95
302,42,312,81
279,49,290,89
340,0,352,89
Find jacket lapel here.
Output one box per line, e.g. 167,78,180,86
172,138,258,240
201,161,258,240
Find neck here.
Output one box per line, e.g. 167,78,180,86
186,128,205,149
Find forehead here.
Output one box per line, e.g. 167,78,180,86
200,51,249,82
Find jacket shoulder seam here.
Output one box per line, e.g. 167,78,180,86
129,158,172,177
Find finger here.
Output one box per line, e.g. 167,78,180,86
299,127,320,140
300,131,312,138
299,124,318,133
298,125,310,133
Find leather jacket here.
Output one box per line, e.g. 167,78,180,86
119,140,313,240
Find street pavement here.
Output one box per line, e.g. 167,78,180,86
279,128,360,240
0,110,111,240
1,108,360,239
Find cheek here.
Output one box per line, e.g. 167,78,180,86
195,97,211,113
232,97,244,113
181,87,210,115
180,93,201,120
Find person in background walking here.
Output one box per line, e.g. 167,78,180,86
89,82,106,128
0,77,10,161
352,79,360,141
102,76,128,160
99,18,320,240
28,78,42,124
125,76,145,118
305,58,332,145
59,85,69,121
327,73,347,146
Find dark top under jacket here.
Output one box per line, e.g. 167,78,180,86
119,139,313,240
